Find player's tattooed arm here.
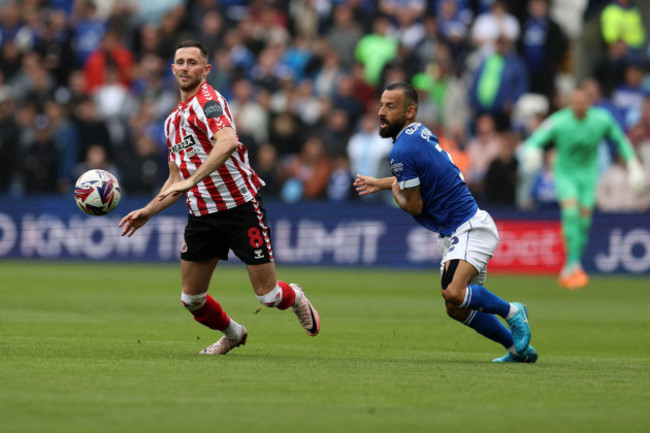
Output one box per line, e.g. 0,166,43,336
391,179,423,215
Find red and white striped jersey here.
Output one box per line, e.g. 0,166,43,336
164,82,264,216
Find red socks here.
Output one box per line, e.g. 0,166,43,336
275,281,296,310
189,294,231,331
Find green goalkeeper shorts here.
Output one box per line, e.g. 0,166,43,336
554,172,598,209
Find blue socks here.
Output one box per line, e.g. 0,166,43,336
464,310,514,349
459,284,511,318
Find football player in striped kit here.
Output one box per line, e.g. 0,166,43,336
119,40,320,355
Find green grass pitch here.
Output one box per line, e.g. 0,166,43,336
1,261,649,433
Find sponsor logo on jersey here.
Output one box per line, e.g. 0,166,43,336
390,160,404,174
170,134,197,153
254,249,264,259
203,100,223,118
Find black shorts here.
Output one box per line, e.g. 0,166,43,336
181,195,274,265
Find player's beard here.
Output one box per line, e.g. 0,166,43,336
379,115,406,139
177,74,203,93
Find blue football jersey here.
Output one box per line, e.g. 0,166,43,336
389,123,478,235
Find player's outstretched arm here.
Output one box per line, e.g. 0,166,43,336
119,161,183,237
354,174,395,196
119,208,152,237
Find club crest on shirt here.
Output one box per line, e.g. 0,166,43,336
203,100,223,118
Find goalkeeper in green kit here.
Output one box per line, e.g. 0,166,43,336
523,86,645,289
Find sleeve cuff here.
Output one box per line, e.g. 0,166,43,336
398,177,420,190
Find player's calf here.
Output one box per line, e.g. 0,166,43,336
182,292,247,354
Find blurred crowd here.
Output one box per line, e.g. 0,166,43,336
1,0,650,212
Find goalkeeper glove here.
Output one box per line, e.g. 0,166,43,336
522,146,543,174
627,157,646,193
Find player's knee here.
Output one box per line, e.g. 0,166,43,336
181,292,206,312
440,260,463,304
441,283,464,305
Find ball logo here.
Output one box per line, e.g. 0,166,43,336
203,100,223,119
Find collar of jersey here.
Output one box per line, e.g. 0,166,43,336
395,122,421,141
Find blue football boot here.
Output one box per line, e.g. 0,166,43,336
492,345,538,363
506,302,531,354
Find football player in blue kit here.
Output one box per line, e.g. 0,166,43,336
354,82,536,362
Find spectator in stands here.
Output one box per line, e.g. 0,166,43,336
292,79,322,126
0,89,18,192
250,44,292,93
131,53,177,120
582,77,628,172
601,0,646,60
83,30,134,95
594,39,629,98
518,0,568,101
313,48,344,97
354,15,398,87
349,61,377,113
332,73,363,127
284,135,332,201
35,8,75,88
318,108,353,157
528,149,558,210
469,35,528,131
387,3,426,50
484,133,519,206
229,78,269,146
44,100,79,193
281,34,315,83
327,3,362,70
436,0,470,69
438,123,470,180
347,111,393,180
414,14,440,69
120,134,166,196
269,107,303,158
328,155,354,201
254,143,282,199
471,0,520,59
465,113,502,194
71,0,107,67
432,0,473,30
0,2,27,50
194,10,224,56
631,97,650,158
612,62,648,129
73,97,111,158
597,151,650,212
75,143,118,179
21,116,59,193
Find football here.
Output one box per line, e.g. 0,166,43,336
74,169,121,216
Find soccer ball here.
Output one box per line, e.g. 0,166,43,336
74,169,121,216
